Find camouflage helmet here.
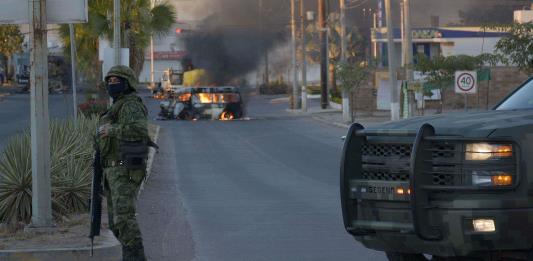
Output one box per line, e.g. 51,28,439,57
105,65,138,91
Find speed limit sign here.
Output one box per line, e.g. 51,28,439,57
455,71,477,94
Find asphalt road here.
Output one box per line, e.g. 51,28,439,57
138,94,387,261
0,90,387,260
0,93,74,150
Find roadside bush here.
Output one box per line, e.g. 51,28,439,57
79,99,108,117
307,85,321,95
259,80,289,95
0,114,98,224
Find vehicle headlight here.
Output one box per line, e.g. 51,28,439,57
465,143,513,161
472,171,514,187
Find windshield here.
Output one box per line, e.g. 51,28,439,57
496,78,533,110
192,93,240,104
170,73,183,85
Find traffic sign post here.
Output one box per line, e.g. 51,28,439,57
1,0,88,229
0,0,87,24
455,71,477,111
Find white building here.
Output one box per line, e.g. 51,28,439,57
371,26,507,110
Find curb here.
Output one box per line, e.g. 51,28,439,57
311,115,350,129
0,230,121,261
139,124,161,195
0,93,10,101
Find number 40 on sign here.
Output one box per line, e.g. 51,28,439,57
455,71,477,94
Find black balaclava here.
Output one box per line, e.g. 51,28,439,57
106,77,128,102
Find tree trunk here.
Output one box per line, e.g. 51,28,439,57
439,87,445,114
1,55,7,84
328,62,337,97
351,89,357,120
128,33,145,79
7,54,12,82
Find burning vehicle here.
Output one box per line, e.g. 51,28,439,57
341,77,533,260
159,86,243,121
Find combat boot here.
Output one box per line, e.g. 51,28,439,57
122,245,146,261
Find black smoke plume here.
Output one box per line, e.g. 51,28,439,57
182,0,288,85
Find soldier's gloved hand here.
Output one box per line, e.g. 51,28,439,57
98,123,111,138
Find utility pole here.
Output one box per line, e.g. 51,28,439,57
385,0,399,121
300,0,308,112
291,0,299,109
340,0,350,122
69,24,78,123
29,0,53,228
113,0,121,66
372,12,378,59
400,1,405,65
259,0,269,85
150,0,155,89
318,0,328,109
403,0,415,117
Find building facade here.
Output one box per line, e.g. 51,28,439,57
371,26,507,110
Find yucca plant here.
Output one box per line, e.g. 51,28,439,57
0,133,32,224
0,114,99,224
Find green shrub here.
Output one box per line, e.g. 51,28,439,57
0,114,99,224
79,99,108,117
330,96,342,105
259,80,289,95
307,86,321,95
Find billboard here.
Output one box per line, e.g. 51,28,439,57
0,0,88,24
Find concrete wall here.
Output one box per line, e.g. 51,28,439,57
446,37,499,57
358,67,529,113
424,67,530,110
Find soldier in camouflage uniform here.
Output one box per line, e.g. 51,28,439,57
97,65,149,261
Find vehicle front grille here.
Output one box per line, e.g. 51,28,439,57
361,143,412,182
427,142,461,186
362,143,412,158
361,141,461,186
362,170,409,182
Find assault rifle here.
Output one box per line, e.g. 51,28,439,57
89,139,103,256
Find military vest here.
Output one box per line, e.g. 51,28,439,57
97,94,148,162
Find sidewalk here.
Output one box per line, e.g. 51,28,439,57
0,83,24,101
287,99,392,129
311,109,392,129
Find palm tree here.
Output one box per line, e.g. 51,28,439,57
305,13,366,96
0,25,24,83
60,0,176,83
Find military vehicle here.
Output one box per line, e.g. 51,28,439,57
341,78,533,260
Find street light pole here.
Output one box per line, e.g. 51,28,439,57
318,0,328,109
29,0,53,228
69,24,78,123
385,0,399,121
291,0,299,109
113,0,121,66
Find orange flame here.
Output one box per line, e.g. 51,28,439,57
220,111,235,121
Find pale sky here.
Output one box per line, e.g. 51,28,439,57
169,0,216,21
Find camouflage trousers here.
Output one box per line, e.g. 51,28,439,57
104,166,146,261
